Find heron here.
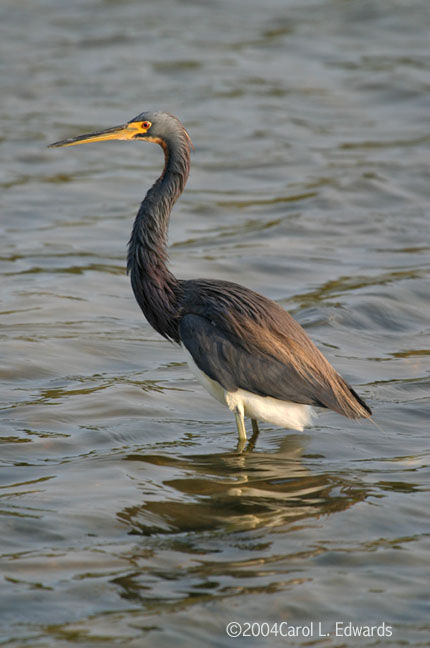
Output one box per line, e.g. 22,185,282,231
50,111,372,447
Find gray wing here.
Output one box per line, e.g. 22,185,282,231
179,313,326,407
179,279,371,418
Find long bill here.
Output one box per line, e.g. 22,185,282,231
48,122,147,148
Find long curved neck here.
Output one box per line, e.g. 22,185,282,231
127,133,190,341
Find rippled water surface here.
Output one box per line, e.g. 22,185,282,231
1,0,429,646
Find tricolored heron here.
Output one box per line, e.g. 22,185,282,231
50,111,371,446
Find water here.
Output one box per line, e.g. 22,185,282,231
1,0,429,646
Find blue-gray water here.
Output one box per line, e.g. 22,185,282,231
1,1,429,646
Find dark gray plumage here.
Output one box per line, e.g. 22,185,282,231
50,110,372,445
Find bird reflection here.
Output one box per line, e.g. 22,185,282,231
112,437,369,607
118,435,368,536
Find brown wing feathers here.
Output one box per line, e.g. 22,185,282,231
180,279,371,420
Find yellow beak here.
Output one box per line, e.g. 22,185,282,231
49,121,149,148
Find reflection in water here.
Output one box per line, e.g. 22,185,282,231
114,437,369,605
119,436,368,535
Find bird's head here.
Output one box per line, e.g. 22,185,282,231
49,111,192,151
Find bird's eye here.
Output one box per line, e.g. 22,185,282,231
142,121,151,129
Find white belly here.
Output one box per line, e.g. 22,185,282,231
182,347,314,432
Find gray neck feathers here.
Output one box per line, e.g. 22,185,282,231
127,131,191,341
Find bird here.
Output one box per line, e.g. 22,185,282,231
50,111,372,447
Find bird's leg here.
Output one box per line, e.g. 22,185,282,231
242,419,260,452
251,419,259,435
234,408,247,442
236,437,247,454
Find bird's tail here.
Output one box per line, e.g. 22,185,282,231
348,386,372,418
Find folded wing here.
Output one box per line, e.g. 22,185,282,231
179,280,371,419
